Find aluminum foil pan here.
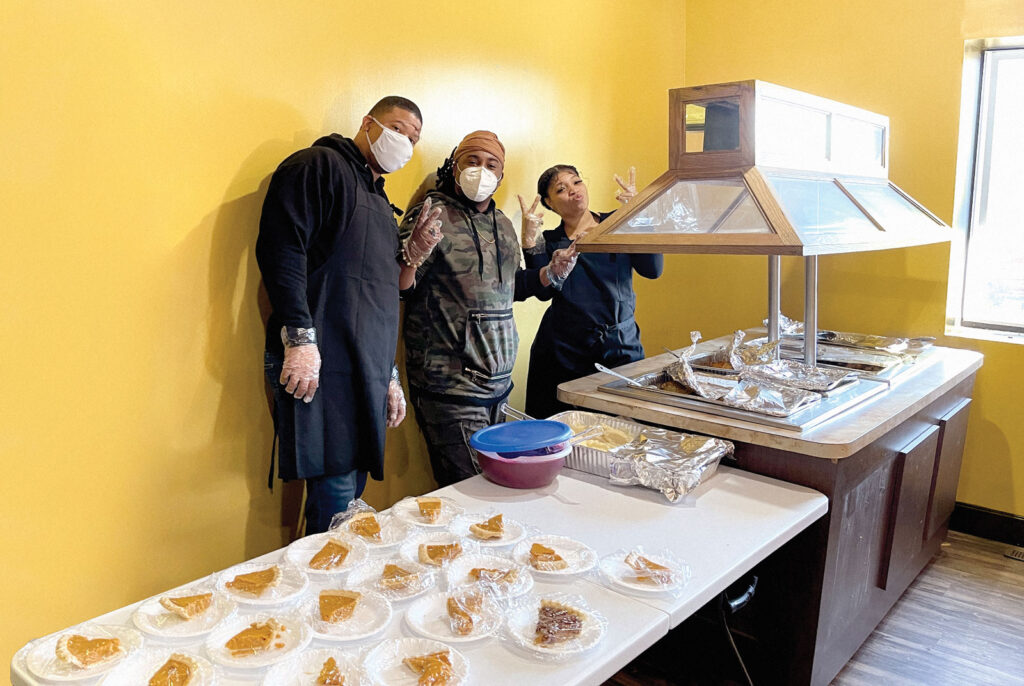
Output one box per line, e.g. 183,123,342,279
609,426,732,503
720,378,821,416
739,359,857,392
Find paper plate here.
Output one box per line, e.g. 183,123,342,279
261,648,362,685
331,512,411,553
598,551,691,594
301,589,392,643
444,554,534,599
285,532,370,577
26,624,143,682
346,558,436,603
98,648,215,685
449,513,526,548
405,591,502,643
391,496,465,528
362,637,469,686
512,535,598,578
216,562,309,607
203,613,311,670
132,583,235,640
398,531,478,568
506,593,606,660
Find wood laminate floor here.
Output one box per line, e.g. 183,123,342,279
606,531,1024,686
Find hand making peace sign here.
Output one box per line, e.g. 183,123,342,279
517,193,544,249
614,166,637,204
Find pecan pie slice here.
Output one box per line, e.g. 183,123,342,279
534,599,585,646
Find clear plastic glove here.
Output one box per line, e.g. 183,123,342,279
403,196,444,267
614,166,637,204
386,377,407,428
546,242,579,289
517,193,544,249
281,344,321,403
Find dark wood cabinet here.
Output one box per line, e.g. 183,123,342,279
732,378,975,686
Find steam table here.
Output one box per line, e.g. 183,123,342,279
12,467,826,685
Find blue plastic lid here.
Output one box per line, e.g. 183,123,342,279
469,420,572,453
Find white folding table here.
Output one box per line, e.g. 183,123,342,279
11,466,826,685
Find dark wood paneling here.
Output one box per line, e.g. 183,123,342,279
926,398,972,541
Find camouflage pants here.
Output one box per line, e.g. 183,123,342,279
410,394,502,488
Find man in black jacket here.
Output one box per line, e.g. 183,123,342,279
256,96,442,534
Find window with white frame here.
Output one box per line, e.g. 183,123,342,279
948,38,1024,339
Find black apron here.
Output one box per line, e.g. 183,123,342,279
274,183,400,482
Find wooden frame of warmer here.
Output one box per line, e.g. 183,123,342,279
578,166,804,255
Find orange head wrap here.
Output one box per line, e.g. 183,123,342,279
453,130,505,168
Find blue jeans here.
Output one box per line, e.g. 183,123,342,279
305,471,368,535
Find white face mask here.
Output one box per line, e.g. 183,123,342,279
366,116,413,173
458,165,501,202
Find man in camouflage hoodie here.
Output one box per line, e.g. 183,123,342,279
398,131,578,487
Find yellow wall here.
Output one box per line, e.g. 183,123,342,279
648,0,1024,519
0,0,685,668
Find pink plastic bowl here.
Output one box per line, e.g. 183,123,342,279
476,445,572,489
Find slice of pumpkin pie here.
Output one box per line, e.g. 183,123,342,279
416,497,443,523
225,566,281,597
309,538,352,570
468,513,504,540
316,656,346,685
159,593,213,620
624,551,675,585
147,652,198,686
223,618,285,658
402,650,453,686
377,563,418,592
347,512,382,541
529,542,568,571
318,589,361,623
55,633,123,669
417,542,462,566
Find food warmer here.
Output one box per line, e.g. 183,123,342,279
575,80,952,431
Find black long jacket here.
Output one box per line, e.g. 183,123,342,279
523,211,663,418
256,135,400,481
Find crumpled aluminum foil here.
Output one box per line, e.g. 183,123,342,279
721,378,821,416
608,425,733,502
728,330,857,392
663,332,822,415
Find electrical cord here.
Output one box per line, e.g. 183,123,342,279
719,575,758,686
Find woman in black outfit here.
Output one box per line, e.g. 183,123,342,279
520,165,663,419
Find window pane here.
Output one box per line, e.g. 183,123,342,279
615,178,771,234
962,48,1024,329
842,181,943,234
765,174,879,243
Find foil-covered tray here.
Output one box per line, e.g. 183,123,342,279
551,410,731,503
640,370,818,418
598,369,888,432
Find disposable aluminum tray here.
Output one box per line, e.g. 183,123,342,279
599,370,887,432
549,410,646,478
